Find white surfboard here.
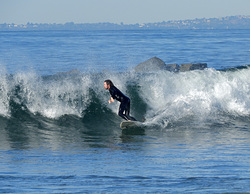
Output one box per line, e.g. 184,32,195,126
120,121,144,130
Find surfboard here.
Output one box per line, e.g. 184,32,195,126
120,121,144,130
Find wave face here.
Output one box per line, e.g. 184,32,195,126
0,67,249,128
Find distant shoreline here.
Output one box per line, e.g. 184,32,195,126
1,15,250,31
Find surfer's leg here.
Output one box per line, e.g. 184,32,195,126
124,101,137,121
124,100,130,116
118,102,129,120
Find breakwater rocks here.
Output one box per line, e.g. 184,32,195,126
134,57,207,72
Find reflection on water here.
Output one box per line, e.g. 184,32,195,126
1,112,250,193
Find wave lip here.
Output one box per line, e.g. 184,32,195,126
0,67,249,128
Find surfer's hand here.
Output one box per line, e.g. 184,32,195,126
109,97,114,104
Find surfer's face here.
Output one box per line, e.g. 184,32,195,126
104,82,110,90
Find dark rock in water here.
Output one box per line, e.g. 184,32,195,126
134,57,167,72
166,64,180,72
218,64,250,72
180,63,207,72
134,57,208,73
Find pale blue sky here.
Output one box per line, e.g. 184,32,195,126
1,0,250,24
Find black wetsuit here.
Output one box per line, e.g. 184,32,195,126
109,86,136,121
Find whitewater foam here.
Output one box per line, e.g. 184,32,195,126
0,68,249,126
139,68,250,126
0,68,10,117
10,72,92,118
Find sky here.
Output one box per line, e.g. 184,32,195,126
1,0,250,24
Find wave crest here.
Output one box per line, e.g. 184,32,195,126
0,68,249,127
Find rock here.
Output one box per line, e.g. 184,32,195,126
166,64,180,72
180,63,207,72
134,57,208,73
134,57,167,72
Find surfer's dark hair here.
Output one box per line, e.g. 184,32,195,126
104,80,114,87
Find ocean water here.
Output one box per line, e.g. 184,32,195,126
0,29,250,193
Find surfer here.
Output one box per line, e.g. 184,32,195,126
104,80,136,121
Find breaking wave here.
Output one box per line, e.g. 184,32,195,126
0,66,249,128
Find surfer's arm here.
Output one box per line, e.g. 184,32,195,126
109,97,115,104
108,87,117,103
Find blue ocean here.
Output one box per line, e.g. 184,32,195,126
0,29,250,193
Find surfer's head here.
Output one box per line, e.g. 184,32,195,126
104,80,114,90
